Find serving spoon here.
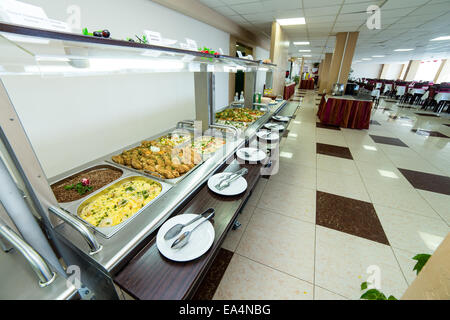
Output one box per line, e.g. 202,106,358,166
163,208,214,240
171,209,216,249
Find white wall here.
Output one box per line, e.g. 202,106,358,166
0,0,231,178
350,63,382,79
385,64,404,80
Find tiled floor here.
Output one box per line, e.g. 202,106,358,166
196,90,450,300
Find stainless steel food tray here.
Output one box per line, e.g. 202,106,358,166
62,173,172,239
49,163,126,212
107,133,230,185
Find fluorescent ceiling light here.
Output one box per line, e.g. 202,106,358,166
394,48,414,52
303,55,312,57
430,36,450,41
298,50,311,52
293,41,310,45
362,58,372,60
277,17,305,26
372,55,385,58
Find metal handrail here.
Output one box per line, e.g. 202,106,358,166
0,223,56,287
48,206,102,255
208,123,239,138
176,120,194,129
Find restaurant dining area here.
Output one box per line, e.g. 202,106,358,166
0,0,449,308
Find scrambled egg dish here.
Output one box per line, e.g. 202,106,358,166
78,177,162,228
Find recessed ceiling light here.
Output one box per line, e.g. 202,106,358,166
293,41,310,45
372,55,385,58
303,55,312,57
430,36,450,41
362,58,372,60
394,48,414,52
298,50,311,52
276,17,305,26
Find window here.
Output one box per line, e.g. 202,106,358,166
414,60,441,82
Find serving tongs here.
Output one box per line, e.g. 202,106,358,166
171,208,216,249
164,208,215,240
216,168,248,191
214,168,246,190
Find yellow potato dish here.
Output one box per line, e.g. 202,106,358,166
78,177,162,228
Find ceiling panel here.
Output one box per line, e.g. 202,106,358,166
198,0,450,62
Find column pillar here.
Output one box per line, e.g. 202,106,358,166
327,32,359,93
317,59,324,87
299,57,305,79
403,60,421,81
319,53,333,94
434,59,449,83
380,64,390,79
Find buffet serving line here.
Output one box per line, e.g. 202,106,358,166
113,102,297,300
317,95,373,130
52,102,292,301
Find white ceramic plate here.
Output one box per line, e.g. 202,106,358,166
208,172,248,196
272,115,290,122
236,147,267,162
264,123,285,131
256,130,280,141
156,214,215,262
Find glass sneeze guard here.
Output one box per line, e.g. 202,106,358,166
0,22,277,76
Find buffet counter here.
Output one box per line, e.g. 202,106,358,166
114,102,292,299
115,159,263,299
317,95,373,129
52,100,288,276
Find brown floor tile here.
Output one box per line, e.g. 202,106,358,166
415,113,440,117
316,191,389,245
411,129,449,138
398,169,450,196
316,122,341,130
316,143,353,160
369,135,409,147
191,248,233,300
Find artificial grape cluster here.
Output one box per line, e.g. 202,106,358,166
82,28,110,38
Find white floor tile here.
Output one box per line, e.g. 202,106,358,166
236,208,315,282
375,205,449,254
315,226,409,300
213,254,314,300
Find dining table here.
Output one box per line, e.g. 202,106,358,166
317,95,373,129
299,79,315,90
283,82,296,100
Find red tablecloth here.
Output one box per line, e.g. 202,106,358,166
317,96,373,129
300,79,314,90
284,83,296,100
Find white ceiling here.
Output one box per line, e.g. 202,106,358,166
199,0,450,64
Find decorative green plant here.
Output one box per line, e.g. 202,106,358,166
360,282,397,300
360,252,431,300
293,75,300,85
412,254,431,275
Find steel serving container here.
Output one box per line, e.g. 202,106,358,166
62,174,172,239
